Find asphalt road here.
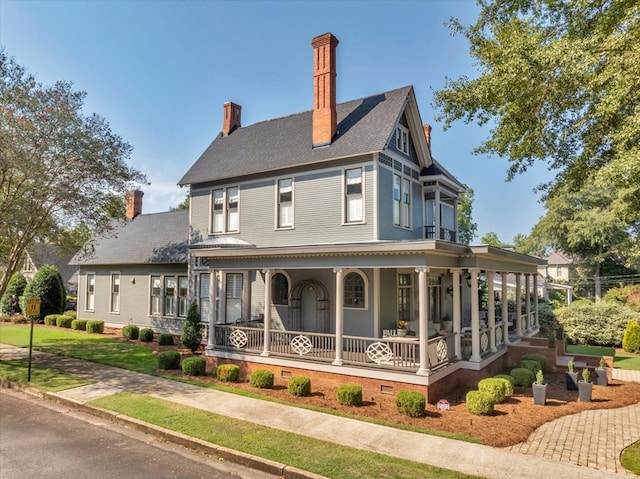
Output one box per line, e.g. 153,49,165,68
0,388,275,479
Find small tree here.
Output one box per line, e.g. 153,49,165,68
22,265,65,320
181,300,203,353
1,272,27,314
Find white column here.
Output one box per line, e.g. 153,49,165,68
450,268,462,359
373,268,380,337
416,267,429,375
470,268,481,362
261,269,272,357
487,270,497,352
525,274,531,333
533,274,539,329
501,272,510,345
207,270,217,349
516,274,523,338
333,268,344,366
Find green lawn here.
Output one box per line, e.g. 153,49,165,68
0,359,92,391
621,441,640,475
566,344,640,370
93,393,480,479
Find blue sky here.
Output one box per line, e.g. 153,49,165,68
1,0,553,243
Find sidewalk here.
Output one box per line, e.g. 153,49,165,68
1,344,637,479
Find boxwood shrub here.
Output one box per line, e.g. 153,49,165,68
395,390,425,418
478,378,508,403
216,364,240,382
522,353,547,372
466,390,495,415
44,314,58,326
520,359,542,375
288,376,311,397
158,350,181,370
510,367,536,387
181,356,206,376
86,320,104,334
63,310,77,319
122,325,140,340
158,333,174,346
55,315,73,328
71,319,87,331
337,384,363,406
493,375,515,395
139,328,154,342
249,369,274,389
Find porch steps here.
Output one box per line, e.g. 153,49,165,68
555,355,588,370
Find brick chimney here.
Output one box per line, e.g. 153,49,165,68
222,101,242,136
423,123,432,153
125,190,143,220
311,32,339,147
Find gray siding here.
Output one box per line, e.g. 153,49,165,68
377,165,422,241
190,188,210,241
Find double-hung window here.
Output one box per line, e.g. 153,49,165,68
151,276,162,314
345,168,363,223
397,273,412,323
212,187,239,233
393,173,411,228
86,274,95,311
178,276,189,317
226,273,243,323
164,277,176,316
110,273,120,313
151,275,189,317
396,126,409,155
277,178,293,228
199,273,211,320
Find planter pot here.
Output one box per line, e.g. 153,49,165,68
396,329,407,337
595,368,608,386
565,371,579,391
532,383,547,406
578,381,592,402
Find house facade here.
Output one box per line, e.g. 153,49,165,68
176,33,545,399
22,243,79,296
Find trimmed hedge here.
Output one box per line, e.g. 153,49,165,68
216,364,240,382
71,319,87,331
478,378,507,403
493,375,515,395
181,356,206,376
158,333,174,346
337,385,363,406
250,369,274,389
55,315,73,328
139,328,154,342
520,359,542,375
63,310,77,319
555,303,640,346
466,390,495,415
288,376,311,397
86,320,104,334
395,391,425,418
522,353,547,372
158,350,181,370
44,314,58,326
510,367,536,387
122,325,140,340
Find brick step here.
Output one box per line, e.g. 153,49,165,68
556,355,588,369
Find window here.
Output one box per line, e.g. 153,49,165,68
277,179,293,228
151,276,162,315
397,273,412,322
396,126,409,154
428,276,442,324
226,273,243,323
199,273,211,320
272,273,289,305
86,274,95,311
556,265,562,278
165,277,176,316
344,272,365,308
110,274,120,313
393,173,411,228
211,186,239,233
178,276,189,317
345,168,363,223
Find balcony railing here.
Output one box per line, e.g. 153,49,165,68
424,226,456,242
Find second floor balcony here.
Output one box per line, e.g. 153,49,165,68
425,225,457,242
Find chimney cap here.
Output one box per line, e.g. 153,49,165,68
311,32,339,48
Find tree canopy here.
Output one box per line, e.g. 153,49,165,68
457,183,478,244
433,0,640,223
0,50,146,299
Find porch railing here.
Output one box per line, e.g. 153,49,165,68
424,226,456,242
461,321,506,360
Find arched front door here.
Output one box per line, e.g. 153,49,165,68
289,280,329,333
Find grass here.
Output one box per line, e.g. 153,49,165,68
92,393,480,479
0,359,92,391
566,344,640,370
621,441,640,475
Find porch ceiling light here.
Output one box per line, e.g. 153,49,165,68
465,273,472,288
446,286,454,296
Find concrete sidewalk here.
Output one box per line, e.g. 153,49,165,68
1,344,637,479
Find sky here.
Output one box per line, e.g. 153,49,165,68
1,0,555,243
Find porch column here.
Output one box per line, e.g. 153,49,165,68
333,268,344,366
416,267,429,375
450,268,462,359
487,270,497,352
501,272,510,345
525,274,531,333
516,274,523,338
533,274,539,329
469,268,481,362
207,270,217,349
261,269,272,357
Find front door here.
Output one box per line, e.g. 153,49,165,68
301,287,317,332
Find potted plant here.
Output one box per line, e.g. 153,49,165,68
397,320,408,336
578,368,592,402
565,358,578,391
532,369,547,406
595,357,608,386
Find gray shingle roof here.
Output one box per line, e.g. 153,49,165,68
29,244,78,284
71,210,189,266
179,86,413,186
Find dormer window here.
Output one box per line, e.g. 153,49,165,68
396,126,409,155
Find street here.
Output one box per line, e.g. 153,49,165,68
0,388,275,479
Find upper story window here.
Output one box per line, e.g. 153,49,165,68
110,273,120,313
393,173,411,228
344,272,365,308
396,126,409,155
345,168,363,223
277,178,293,228
212,187,239,233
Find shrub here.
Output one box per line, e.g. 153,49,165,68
158,333,174,346
337,385,363,406
395,390,425,418
216,364,240,382
63,310,77,319
493,375,515,396
478,378,507,403
466,390,495,415
555,303,639,346
522,353,547,372
122,325,140,340
249,369,274,389
158,350,181,370
520,359,542,375
11,314,27,324
537,301,558,337
86,320,104,334
0,313,11,322
510,367,535,387
71,319,87,331
622,320,640,353
55,315,73,328
44,314,59,326
181,356,206,376
181,301,203,354
1,272,27,315
288,376,311,397
23,265,66,320
139,328,154,342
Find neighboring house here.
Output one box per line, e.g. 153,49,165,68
72,191,190,333
22,243,79,295
173,33,545,400
539,251,575,283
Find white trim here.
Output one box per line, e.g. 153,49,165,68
109,271,121,314
84,272,96,312
342,268,369,310
341,165,366,225
209,185,240,235
275,177,295,230
270,269,292,306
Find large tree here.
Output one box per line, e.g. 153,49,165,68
434,0,640,223
457,183,478,244
0,50,146,299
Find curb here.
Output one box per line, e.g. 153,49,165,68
1,380,327,479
